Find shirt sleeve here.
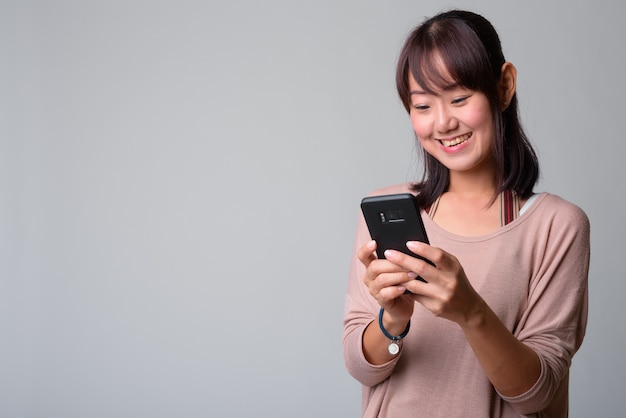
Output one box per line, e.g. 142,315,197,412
500,199,590,414
342,211,403,387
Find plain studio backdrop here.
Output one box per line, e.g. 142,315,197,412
1,0,624,417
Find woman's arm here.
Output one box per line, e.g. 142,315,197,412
458,296,541,396
343,236,418,385
384,242,541,396
357,241,417,365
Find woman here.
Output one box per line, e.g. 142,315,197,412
342,10,590,417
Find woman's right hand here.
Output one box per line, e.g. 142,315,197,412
358,240,416,328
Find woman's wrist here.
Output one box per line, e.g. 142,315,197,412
379,308,411,355
380,308,411,336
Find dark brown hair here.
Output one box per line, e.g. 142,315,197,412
396,10,539,208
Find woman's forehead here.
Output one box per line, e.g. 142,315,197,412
409,66,458,94
409,50,459,93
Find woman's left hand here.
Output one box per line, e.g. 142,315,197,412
384,241,483,326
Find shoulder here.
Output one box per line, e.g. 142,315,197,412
365,183,415,197
538,193,587,218
527,193,590,235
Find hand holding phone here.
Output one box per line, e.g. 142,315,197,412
360,193,434,282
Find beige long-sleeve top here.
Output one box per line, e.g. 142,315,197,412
343,184,590,417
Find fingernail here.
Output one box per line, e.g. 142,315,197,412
384,249,395,259
407,272,417,279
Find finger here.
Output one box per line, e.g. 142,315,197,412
376,282,408,305
364,265,415,301
406,241,457,270
372,269,416,290
357,240,378,267
402,274,430,295
383,248,438,282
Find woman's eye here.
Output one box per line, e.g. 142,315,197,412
412,104,430,111
451,96,469,105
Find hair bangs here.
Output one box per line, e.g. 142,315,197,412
408,19,496,95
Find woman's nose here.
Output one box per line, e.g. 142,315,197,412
435,106,458,133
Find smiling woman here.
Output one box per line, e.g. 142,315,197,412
342,9,590,417
396,12,539,211
408,74,497,177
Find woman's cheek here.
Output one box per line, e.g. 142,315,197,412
410,117,430,140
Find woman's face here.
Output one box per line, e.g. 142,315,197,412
408,71,496,177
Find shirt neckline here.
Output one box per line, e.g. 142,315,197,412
421,192,548,243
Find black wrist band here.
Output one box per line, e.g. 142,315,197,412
378,308,410,355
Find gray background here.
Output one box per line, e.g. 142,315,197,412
1,0,624,417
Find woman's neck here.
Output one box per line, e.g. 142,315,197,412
447,168,498,202
432,168,501,236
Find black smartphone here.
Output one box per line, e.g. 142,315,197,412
360,193,433,282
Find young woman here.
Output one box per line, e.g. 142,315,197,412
342,10,590,417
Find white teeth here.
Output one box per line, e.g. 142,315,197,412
441,133,471,147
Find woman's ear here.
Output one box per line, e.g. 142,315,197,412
499,62,517,111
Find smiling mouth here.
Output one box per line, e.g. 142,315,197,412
440,133,472,147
